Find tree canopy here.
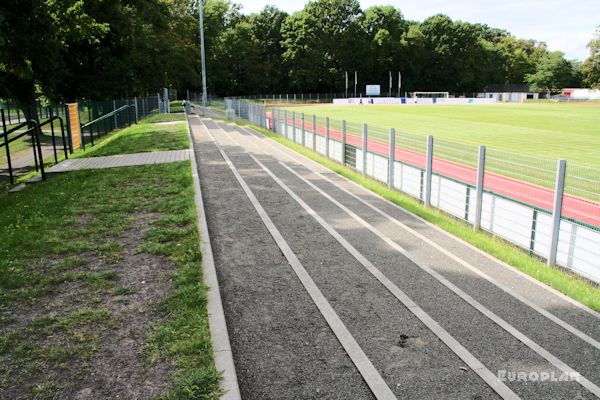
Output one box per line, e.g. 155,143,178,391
1,0,596,109
582,27,600,88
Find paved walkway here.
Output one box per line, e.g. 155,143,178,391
47,150,190,173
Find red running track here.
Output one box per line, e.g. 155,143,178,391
267,115,600,228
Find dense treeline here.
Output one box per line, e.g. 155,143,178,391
1,0,599,115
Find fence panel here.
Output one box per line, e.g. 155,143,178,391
225,98,600,284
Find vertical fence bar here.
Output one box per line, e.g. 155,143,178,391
388,128,395,188
49,108,58,163
284,110,288,139
474,145,486,229
342,120,347,165
362,123,367,175
424,135,434,206
33,122,45,180
301,113,305,147
325,117,330,158
277,108,281,135
548,160,567,266
292,111,296,142
312,114,317,151
1,110,14,184
134,97,139,123
113,100,118,127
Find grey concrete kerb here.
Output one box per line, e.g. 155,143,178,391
185,114,241,399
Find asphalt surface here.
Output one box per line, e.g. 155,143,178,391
190,114,600,400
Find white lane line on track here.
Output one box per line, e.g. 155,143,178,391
198,118,397,400
235,123,600,323
222,123,600,398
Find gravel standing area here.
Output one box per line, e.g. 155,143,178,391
190,117,373,399
191,115,600,399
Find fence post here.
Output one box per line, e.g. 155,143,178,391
271,107,276,132
474,145,486,229
277,108,282,135
284,110,288,139
292,111,296,142
325,117,330,158
312,114,317,151
342,120,347,165
362,123,368,175
1,110,14,184
113,100,118,127
134,97,139,123
301,113,305,147
548,160,567,266
424,135,434,206
388,128,395,188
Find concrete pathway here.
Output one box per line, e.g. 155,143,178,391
46,150,190,173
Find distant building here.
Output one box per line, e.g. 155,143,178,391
479,84,538,103
561,88,600,100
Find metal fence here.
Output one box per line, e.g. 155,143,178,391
1,95,161,186
225,97,600,284
78,96,160,148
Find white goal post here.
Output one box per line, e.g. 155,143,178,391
412,92,450,98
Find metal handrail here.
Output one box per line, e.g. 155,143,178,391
81,104,133,129
38,114,68,163
1,110,45,184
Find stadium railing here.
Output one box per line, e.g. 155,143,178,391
224,97,600,285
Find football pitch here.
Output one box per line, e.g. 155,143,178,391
282,102,600,167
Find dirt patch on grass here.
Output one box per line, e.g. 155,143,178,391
0,212,177,399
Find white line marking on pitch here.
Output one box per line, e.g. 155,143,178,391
224,123,600,398
237,123,600,322
199,118,397,400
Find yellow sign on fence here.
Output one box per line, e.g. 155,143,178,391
67,103,81,150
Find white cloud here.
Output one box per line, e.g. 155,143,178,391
239,0,599,60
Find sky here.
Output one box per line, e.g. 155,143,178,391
239,0,599,61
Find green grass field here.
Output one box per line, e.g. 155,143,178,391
283,103,600,167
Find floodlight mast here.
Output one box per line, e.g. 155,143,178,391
198,0,208,113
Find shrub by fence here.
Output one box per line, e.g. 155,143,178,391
224,97,600,284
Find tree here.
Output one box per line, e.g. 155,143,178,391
0,0,108,118
525,51,582,92
250,6,289,93
582,27,600,88
282,0,364,92
0,0,203,116
417,15,492,92
360,6,408,92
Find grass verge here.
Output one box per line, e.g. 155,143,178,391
81,117,188,157
0,161,219,398
235,120,600,312
1,113,186,193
